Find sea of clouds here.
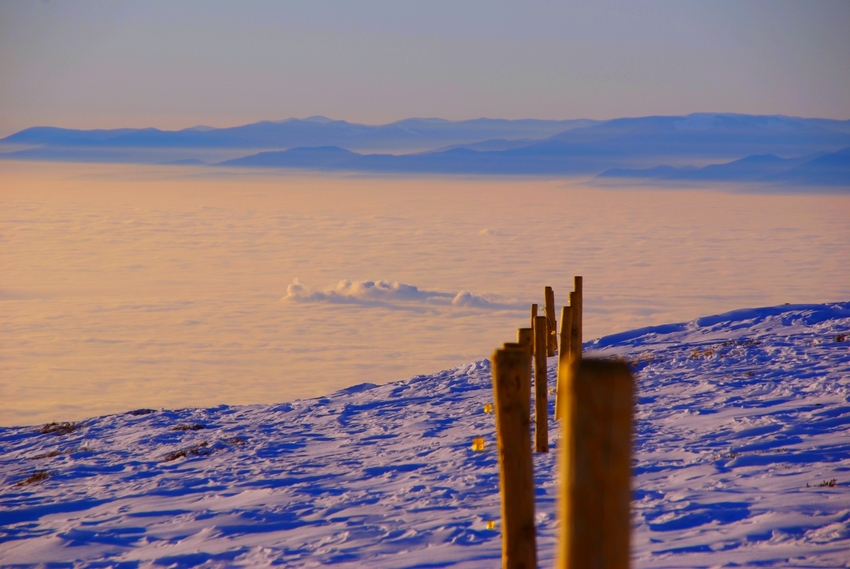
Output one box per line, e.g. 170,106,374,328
2,162,848,425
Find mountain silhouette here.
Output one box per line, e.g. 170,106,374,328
3,114,849,187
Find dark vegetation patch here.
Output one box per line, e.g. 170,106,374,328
40,422,79,436
709,448,791,461
691,348,716,359
28,447,92,460
171,423,206,431
15,470,50,487
628,338,764,368
128,408,157,416
627,353,664,369
722,339,761,347
836,334,846,342
28,450,62,460
163,442,210,462
691,339,762,359
161,435,246,461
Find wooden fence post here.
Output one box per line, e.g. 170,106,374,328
491,348,537,569
518,328,534,396
555,305,573,420
569,291,582,362
574,276,583,355
534,315,549,453
545,286,557,357
556,359,633,569
517,328,533,355
530,304,538,355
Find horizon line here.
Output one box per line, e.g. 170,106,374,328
5,111,850,138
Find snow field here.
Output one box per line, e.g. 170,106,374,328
1,302,849,568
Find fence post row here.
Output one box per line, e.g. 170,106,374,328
491,278,633,568
491,347,538,569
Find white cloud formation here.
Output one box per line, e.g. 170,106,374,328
451,291,498,308
282,279,523,311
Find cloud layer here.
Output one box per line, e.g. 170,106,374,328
282,279,523,311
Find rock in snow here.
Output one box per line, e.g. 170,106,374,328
1,303,849,568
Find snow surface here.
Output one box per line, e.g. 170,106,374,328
1,302,849,568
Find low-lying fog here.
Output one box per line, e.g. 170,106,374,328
2,161,848,426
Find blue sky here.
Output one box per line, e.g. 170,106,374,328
0,0,848,134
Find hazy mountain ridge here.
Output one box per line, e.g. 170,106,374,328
598,147,850,187
0,117,596,153
543,114,850,159
217,143,617,175
2,114,849,187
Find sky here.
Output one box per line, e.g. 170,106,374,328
0,0,849,136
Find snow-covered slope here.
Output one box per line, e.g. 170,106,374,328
1,303,849,568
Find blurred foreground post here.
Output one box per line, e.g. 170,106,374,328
555,305,573,420
534,315,549,453
556,359,633,569
491,348,537,569
545,286,557,357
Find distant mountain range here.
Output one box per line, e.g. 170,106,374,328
598,147,850,187
2,114,848,188
0,117,596,153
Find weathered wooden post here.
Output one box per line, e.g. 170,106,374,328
555,305,573,420
530,304,538,355
569,291,582,362
545,286,557,357
574,276,583,354
491,347,537,569
534,314,549,453
556,359,634,569
519,328,534,395
558,305,572,362
517,328,533,356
